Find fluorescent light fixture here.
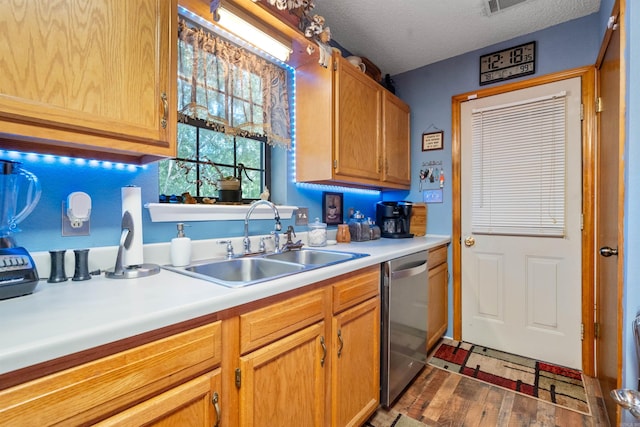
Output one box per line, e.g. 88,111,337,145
216,7,292,62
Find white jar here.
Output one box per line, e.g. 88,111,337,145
308,218,327,247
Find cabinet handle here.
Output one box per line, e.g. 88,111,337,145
212,391,220,427
320,336,326,366
160,92,168,129
337,329,343,358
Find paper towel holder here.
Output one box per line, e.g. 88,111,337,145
106,210,160,279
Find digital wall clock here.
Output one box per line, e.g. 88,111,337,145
479,41,536,85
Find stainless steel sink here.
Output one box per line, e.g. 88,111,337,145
179,257,305,288
163,248,367,288
264,248,361,265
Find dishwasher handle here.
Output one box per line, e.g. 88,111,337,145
389,260,427,280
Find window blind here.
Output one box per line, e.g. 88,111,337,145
471,92,567,237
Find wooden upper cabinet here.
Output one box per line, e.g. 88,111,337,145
296,52,410,190
0,0,177,164
382,91,411,186
334,59,382,182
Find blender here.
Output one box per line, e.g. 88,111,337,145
0,159,41,299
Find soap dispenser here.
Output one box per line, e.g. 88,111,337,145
171,223,191,267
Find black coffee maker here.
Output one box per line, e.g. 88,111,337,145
376,201,414,239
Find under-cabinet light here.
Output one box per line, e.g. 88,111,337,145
215,7,292,62
0,150,144,172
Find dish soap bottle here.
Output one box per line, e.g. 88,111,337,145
171,223,191,267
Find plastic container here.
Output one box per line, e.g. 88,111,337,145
348,211,370,242
171,223,192,267
308,218,327,247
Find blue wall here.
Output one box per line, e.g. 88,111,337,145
390,12,600,340
2,148,382,252
622,0,639,423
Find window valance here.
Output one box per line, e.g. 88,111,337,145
177,19,292,149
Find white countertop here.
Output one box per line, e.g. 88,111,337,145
0,235,449,375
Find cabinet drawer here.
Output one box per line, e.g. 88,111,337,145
332,266,380,314
0,321,221,427
240,288,327,354
428,245,448,268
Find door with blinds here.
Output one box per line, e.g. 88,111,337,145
460,77,582,369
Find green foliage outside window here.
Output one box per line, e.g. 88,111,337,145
158,18,292,202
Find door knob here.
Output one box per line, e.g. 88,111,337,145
464,236,475,247
599,246,618,257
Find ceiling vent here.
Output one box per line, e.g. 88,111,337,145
485,0,530,14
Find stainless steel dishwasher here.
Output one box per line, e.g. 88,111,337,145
381,250,429,407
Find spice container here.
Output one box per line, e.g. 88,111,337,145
308,218,327,247
348,211,370,242
336,223,351,243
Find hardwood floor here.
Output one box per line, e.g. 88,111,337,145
382,362,611,426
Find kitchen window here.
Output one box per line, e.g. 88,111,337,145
159,18,292,201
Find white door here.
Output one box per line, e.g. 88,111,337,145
460,77,582,369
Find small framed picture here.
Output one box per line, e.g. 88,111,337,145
322,191,343,225
422,131,444,151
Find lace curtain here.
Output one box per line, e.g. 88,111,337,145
177,19,292,149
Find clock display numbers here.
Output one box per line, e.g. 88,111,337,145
479,42,536,85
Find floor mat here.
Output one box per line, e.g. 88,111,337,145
428,338,591,415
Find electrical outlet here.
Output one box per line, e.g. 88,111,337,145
295,207,309,226
61,202,90,236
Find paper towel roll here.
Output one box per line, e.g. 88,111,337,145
122,186,144,267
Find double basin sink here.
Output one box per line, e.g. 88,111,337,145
164,248,368,288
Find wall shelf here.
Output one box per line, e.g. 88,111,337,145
145,203,298,222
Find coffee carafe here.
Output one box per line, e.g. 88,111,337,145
1,160,41,248
376,201,414,239
0,159,41,299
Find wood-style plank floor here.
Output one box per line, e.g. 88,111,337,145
384,362,611,426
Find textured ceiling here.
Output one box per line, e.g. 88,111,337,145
312,0,601,76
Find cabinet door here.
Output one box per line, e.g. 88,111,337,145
0,321,221,426
95,369,221,427
239,322,326,427
334,59,382,182
382,92,411,186
331,298,380,427
427,262,449,350
0,0,176,160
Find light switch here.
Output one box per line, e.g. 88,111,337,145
295,207,309,226
423,189,443,203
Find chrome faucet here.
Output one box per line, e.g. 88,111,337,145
243,200,282,254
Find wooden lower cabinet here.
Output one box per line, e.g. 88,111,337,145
331,298,380,427
0,321,222,426
95,369,222,427
238,323,326,426
427,245,449,350
0,268,382,427
234,266,380,427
